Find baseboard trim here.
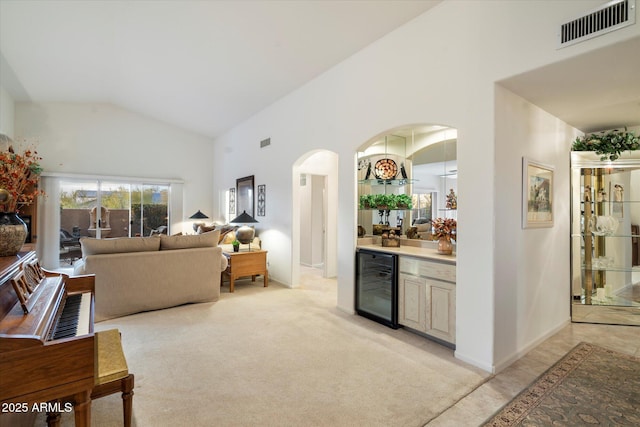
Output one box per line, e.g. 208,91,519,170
492,319,570,374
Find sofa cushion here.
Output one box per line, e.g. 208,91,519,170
80,236,161,258
159,230,220,250
415,223,432,234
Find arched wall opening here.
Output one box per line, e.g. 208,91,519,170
292,150,339,287
356,124,458,240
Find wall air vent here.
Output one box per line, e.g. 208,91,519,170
558,0,635,48
260,138,271,148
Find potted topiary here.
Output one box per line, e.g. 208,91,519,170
231,239,240,252
571,128,639,161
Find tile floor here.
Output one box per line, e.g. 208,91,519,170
299,266,640,427
427,322,640,426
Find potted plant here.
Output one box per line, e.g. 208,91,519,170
431,217,456,255
231,239,240,252
359,194,374,209
385,194,398,210
372,194,390,209
0,142,45,256
571,128,639,161
395,194,412,209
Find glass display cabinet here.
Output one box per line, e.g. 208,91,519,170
571,151,640,326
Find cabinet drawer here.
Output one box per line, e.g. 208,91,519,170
399,257,455,283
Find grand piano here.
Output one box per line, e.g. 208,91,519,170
0,250,96,426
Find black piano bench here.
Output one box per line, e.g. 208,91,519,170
47,329,134,427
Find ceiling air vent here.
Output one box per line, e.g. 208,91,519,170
558,0,635,48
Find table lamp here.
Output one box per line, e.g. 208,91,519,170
189,210,209,232
230,210,258,249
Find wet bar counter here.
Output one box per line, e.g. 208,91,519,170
357,237,457,347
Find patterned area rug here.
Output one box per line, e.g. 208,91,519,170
483,342,640,426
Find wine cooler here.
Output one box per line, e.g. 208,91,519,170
355,248,399,329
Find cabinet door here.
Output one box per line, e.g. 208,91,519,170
398,273,426,331
425,280,456,343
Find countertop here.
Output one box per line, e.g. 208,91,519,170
356,242,456,264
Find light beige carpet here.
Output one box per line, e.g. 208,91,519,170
39,277,489,427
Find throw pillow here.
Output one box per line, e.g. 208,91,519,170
159,229,220,250
221,230,237,245
196,224,216,234
218,229,235,244
80,236,161,258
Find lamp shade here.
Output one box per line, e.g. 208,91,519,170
189,210,209,219
189,210,209,232
230,210,258,224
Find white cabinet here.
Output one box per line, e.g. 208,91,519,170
426,279,456,343
398,273,426,331
398,256,456,346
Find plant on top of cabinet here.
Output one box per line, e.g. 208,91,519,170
432,218,456,242
571,128,639,161
0,142,45,214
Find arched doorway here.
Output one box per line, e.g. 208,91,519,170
292,150,338,287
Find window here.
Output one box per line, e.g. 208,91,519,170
39,174,181,268
411,193,433,223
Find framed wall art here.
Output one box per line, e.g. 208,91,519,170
522,157,554,228
257,184,265,216
229,188,236,216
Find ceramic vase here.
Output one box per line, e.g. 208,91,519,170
437,237,453,255
0,212,28,256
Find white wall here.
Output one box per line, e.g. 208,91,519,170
14,102,215,234
212,1,640,371
493,85,579,370
0,86,14,139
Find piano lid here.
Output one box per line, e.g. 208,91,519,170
0,275,65,350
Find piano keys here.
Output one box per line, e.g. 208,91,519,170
50,292,92,340
0,250,96,427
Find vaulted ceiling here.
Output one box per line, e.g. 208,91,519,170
0,0,440,138
1,1,638,139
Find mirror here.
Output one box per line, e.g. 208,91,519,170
236,175,255,217
357,125,457,239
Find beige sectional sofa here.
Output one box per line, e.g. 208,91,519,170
73,231,228,321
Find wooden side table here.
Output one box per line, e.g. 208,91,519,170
222,249,268,293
